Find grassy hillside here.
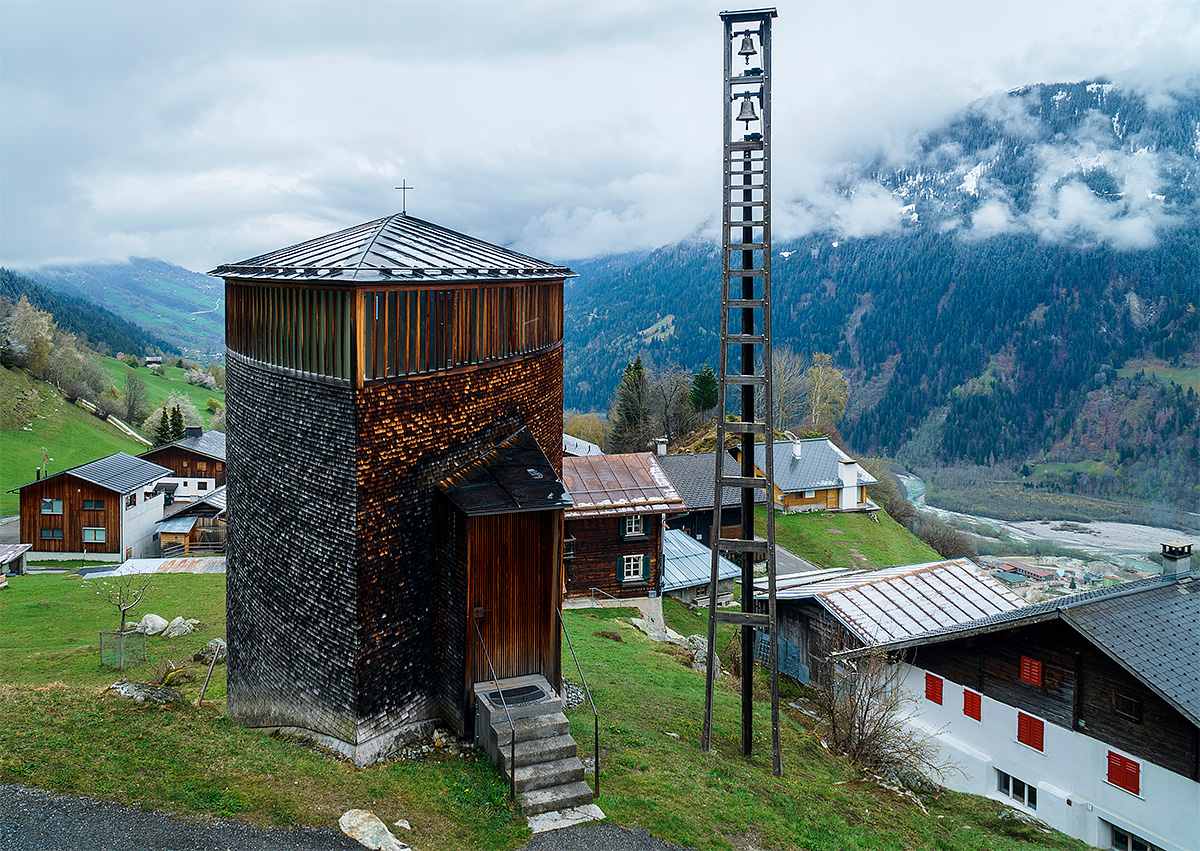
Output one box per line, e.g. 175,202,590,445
97,357,225,428
0,367,147,516
766,507,941,571
0,573,1087,851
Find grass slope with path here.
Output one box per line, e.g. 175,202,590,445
0,573,1087,851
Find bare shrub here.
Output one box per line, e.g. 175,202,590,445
812,648,960,785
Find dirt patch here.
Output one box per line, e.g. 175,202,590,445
595,630,624,642
827,528,844,534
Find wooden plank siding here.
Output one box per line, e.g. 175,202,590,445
564,514,663,599
916,619,1200,780
18,475,121,554
465,512,562,711
139,446,226,486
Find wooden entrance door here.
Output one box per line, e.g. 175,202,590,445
467,512,561,689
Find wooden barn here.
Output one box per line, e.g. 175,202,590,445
212,214,585,805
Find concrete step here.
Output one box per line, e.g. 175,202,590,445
491,711,570,749
512,756,585,793
518,780,596,816
500,733,578,772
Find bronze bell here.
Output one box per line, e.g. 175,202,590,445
738,34,757,63
736,96,759,126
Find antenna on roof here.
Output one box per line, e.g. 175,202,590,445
394,180,414,216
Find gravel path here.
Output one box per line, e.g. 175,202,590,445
0,784,692,851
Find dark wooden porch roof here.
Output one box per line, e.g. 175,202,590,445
437,428,570,516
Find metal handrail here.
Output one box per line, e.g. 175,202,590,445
588,586,621,605
472,617,517,803
558,610,600,798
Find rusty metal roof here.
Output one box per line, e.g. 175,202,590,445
437,428,570,516
0,544,32,565
757,559,1026,645
562,453,685,519
209,213,576,285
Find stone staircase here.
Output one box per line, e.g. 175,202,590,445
474,675,595,815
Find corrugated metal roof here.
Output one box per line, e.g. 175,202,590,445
437,428,571,516
654,451,767,511
751,438,877,493
156,516,198,534
8,452,172,495
562,453,685,518
661,530,739,592
209,213,576,285
758,559,1026,645
563,434,603,457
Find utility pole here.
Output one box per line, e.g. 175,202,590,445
701,6,781,777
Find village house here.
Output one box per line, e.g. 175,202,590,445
655,450,766,547
9,453,171,560
742,437,876,513
660,528,740,605
156,484,227,556
139,427,227,502
213,213,595,814
839,543,1198,851
752,559,1025,685
561,452,685,599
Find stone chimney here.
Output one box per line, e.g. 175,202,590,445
1161,541,1193,580
185,426,203,440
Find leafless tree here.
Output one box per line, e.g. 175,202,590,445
99,572,156,633
803,352,850,430
647,359,698,446
760,346,809,433
812,647,960,784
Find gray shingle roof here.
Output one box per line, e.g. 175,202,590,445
172,430,226,461
654,451,767,510
209,213,575,285
8,452,172,495
839,574,1200,728
752,438,876,493
661,529,740,592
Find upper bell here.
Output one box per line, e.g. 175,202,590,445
736,96,759,125
737,34,757,64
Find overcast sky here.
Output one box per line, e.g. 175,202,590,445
2,0,1198,272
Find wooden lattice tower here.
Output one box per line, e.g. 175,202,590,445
702,6,782,776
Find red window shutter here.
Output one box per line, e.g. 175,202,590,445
1019,655,1042,686
1107,751,1140,794
1017,712,1044,751
963,689,981,720
925,673,943,704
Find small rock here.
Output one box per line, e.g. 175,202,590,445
162,667,193,687
393,819,410,831
139,614,169,636
162,616,194,638
664,732,680,739
107,681,187,705
339,809,409,851
193,637,227,664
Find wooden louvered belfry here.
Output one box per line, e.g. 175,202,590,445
701,6,782,776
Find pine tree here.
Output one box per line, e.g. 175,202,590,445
169,405,185,441
689,365,718,420
153,408,173,446
606,357,653,454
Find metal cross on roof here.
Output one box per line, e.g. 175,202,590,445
394,180,414,215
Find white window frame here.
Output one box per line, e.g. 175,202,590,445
623,514,645,537
623,553,645,582
82,527,106,543
996,769,1037,810
804,490,815,498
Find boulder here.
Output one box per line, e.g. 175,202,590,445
685,634,722,680
107,681,187,705
193,638,227,664
339,809,409,851
162,616,194,638
139,614,169,636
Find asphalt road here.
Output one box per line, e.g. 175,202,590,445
0,785,692,851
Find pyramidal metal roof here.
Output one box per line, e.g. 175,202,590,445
209,213,575,284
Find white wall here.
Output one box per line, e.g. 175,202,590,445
898,663,1199,851
156,475,218,501
120,484,167,559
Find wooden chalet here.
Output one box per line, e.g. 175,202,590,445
139,427,227,500
212,212,585,804
8,453,172,559
744,437,876,513
840,546,1199,851
561,452,685,599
